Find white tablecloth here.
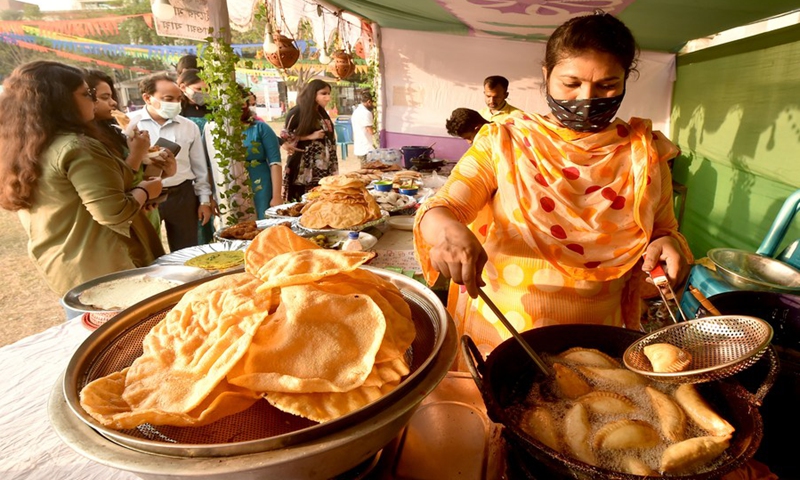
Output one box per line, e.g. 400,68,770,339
0,318,138,480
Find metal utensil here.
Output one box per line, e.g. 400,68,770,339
477,288,550,376
648,264,687,324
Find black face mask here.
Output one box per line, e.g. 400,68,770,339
546,91,625,133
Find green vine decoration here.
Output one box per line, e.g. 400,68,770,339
198,30,254,227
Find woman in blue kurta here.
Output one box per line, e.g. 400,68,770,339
204,90,282,224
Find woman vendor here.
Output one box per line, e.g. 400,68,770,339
414,12,692,357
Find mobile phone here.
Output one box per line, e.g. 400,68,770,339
154,137,182,156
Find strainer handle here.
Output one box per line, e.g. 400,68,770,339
461,335,485,390
744,346,780,407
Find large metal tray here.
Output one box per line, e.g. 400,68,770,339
61,265,210,314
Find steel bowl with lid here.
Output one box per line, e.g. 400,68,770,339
49,267,457,479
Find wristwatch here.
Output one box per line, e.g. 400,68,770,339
200,202,212,207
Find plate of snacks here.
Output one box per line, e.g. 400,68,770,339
369,190,417,212
265,202,306,219
156,241,249,272
296,175,387,232
301,231,378,250
214,218,296,242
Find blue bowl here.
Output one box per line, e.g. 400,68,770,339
374,182,393,192
399,187,419,196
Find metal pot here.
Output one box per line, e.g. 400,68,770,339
49,267,457,479
462,325,777,479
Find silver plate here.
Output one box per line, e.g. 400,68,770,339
264,202,305,219
295,210,389,234
62,265,210,313
368,191,417,212
156,241,250,268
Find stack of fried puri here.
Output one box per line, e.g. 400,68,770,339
79,225,416,429
299,175,382,230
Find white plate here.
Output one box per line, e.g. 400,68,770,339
368,191,417,212
299,231,379,250
156,241,250,269
387,215,415,231
264,202,305,219
62,265,210,313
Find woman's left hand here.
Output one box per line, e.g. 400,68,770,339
150,149,177,178
642,236,689,286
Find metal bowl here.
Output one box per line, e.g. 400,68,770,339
708,248,800,293
50,267,457,479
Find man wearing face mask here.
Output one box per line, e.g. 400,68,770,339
128,74,213,252
414,13,691,362
350,90,375,166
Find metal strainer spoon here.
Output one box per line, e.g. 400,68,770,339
477,288,550,376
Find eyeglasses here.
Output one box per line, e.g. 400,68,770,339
81,88,97,101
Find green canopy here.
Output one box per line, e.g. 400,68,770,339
324,0,799,52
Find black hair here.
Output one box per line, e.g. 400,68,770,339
176,54,199,75
138,73,176,96
177,68,203,87
294,79,333,139
445,108,489,138
483,75,509,91
359,89,373,103
544,12,638,79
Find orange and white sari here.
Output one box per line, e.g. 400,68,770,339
413,113,692,362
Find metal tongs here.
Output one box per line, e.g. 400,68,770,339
648,264,687,324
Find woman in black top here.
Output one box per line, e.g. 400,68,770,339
282,79,338,201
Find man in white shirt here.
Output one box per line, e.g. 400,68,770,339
350,90,375,166
128,74,213,252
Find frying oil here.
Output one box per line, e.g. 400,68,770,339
508,352,732,476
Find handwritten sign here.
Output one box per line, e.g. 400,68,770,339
152,0,211,41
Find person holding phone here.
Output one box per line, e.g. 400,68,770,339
128,73,213,252
0,61,165,294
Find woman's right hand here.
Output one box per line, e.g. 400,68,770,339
305,129,326,141
126,128,150,161
428,220,488,298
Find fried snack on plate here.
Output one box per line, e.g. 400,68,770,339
674,384,735,436
660,435,731,474
299,175,382,229
643,343,692,373
80,225,416,427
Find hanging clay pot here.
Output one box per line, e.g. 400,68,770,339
329,49,356,80
265,32,300,69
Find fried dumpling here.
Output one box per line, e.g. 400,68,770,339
646,386,687,442
594,419,660,450
576,366,648,387
674,384,735,436
559,347,620,368
553,363,592,399
660,435,731,474
643,343,692,373
578,391,636,415
620,456,660,476
520,405,561,452
563,403,596,466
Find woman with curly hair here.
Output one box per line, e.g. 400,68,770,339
0,61,165,295
281,79,338,201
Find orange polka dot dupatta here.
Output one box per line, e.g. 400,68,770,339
413,113,689,347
